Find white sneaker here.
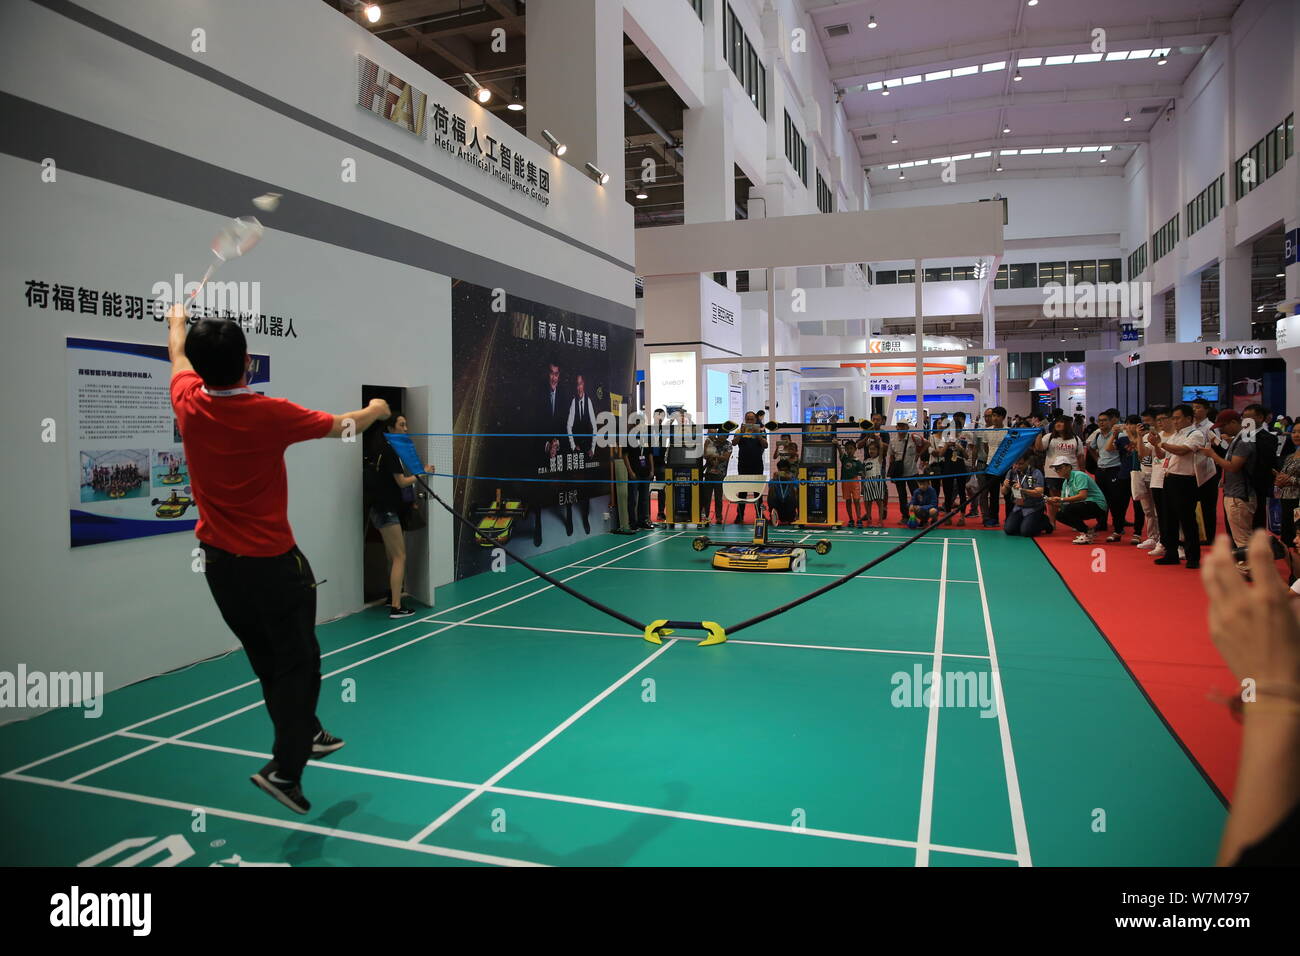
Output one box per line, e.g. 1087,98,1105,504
1149,544,1166,558
1136,538,1158,550
1178,546,1186,560
1072,532,1094,545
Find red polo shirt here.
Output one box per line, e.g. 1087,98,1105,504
170,370,333,556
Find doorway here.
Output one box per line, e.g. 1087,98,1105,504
361,384,432,608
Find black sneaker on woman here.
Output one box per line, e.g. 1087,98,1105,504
251,761,310,815
389,605,415,619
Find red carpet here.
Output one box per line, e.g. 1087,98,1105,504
1033,528,1240,801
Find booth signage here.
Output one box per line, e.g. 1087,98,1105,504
356,54,552,207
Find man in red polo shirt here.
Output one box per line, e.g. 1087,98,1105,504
167,303,391,814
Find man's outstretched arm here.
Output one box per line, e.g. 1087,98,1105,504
166,302,194,376
328,398,391,439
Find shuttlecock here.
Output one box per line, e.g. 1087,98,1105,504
252,192,281,212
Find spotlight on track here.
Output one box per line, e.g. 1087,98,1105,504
463,73,491,104
542,129,567,156
507,82,524,111
585,162,609,185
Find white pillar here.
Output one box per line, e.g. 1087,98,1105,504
526,0,625,195
914,259,924,422
684,71,736,289
1219,248,1253,341
1146,290,1170,344
1175,271,1202,342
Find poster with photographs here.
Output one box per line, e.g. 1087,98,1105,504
66,338,270,547
450,280,635,579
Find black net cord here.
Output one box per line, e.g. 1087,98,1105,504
416,475,648,633
725,473,996,637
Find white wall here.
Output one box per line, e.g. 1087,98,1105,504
868,177,1125,242
0,0,634,719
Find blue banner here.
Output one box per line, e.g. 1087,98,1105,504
985,427,1039,477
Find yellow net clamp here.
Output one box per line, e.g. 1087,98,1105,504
644,620,726,646
698,621,727,647
643,620,674,645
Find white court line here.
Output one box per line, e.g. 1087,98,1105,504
408,639,680,845
972,538,1033,867
2,771,543,867
61,533,683,785
568,565,978,584
914,538,949,868
5,531,662,778
108,731,1017,862
416,619,990,660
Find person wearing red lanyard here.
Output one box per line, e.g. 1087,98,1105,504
167,303,392,814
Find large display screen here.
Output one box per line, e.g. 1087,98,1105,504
1182,384,1220,403
802,443,836,465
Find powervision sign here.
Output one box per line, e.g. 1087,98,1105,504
356,55,552,207
1205,344,1271,358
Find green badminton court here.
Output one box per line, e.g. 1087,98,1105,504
0,528,1225,867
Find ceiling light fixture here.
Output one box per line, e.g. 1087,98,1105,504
463,73,491,104
507,82,524,111
635,189,648,200
1013,69,1023,82
1002,124,1011,133
1123,110,1132,122
891,132,899,144
364,4,381,22
867,15,878,29
881,82,891,96
541,129,567,156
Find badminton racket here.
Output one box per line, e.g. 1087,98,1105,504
184,215,265,305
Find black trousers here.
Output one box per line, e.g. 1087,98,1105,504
940,461,968,511
627,468,651,525
1004,507,1048,536
1162,474,1202,566
1057,501,1106,532
893,476,914,517
1197,470,1220,544
1251,486,1272,529
701,479,725,522
980,477,1000,524
202,543,322,781
1095,466,1131,533
1281,499,1297,548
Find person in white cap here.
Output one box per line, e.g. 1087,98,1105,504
1045,456,1109,544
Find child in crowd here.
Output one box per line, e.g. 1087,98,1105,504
909,473,940,527
839,439,864,527
768,459,799,526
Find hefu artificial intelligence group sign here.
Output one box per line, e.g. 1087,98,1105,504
356,55,553,208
